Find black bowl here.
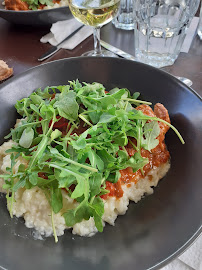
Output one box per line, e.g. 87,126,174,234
0,0,71,26
0,57,201,270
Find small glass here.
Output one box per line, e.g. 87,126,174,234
67,0,120,56
134,0,200,68
112,0,134,30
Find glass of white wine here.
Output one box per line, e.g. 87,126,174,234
68,0,120,56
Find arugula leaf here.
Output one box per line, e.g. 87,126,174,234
29,136,48,169
54,91,79,121
51,129,62,142
87,149,104,171
88,111,101,124
97,150,116,169
71,137,86,150
19,127,34,148
50,187,63,214
98,113,116,124
132,92,140,100
29,172,39,186
71,177,86,199
141,121,160,151
63,209,81,227
126,152,149,172
89,174,103,198
107,170,121,183
89,197,104,232
30,93,43,105
63,201,91,227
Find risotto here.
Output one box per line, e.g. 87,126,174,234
0,81,183,241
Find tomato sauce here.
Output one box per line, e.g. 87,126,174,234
101,180,124,200
38,172,48,179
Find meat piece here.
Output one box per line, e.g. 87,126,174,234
0,60,13,81
154,103,170,135
5,0,29,11
136,104,156,118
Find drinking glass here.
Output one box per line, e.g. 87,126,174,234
113,0,134,30
134,0,200,68
68,0,121,56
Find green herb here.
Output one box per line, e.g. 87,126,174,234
141,121,160,151
54,91,79,121
22,0,55,10
1,80,184,241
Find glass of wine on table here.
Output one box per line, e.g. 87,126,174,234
68,0,120,56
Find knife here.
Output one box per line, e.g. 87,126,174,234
38,25,84,62
100,40,136,61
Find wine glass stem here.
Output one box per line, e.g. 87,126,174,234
93,26,102,55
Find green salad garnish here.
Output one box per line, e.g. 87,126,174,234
22,0,55,10
0,81,184,242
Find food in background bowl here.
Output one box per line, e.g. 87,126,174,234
4,0,68,11
0,81,184,242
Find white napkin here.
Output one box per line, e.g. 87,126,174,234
161,234,202,270
40,18,93,50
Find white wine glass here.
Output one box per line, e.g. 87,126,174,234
68,0,120,56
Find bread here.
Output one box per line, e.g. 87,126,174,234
0,60,13,81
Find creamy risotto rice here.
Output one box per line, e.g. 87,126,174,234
0,138,170,237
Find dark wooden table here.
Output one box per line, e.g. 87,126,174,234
0,17,201,96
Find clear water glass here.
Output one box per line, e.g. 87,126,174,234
134,0,200,68
197,2,202,40
113,0,134,30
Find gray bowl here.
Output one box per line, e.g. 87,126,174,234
0,0,72,26
0,57,201,270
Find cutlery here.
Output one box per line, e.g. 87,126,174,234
175,76,193,87
38,25,84,62
100,40,136,61
101,40,193,87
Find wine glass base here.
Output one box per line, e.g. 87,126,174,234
82,50,118,57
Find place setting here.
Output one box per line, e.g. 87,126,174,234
0,1,201,270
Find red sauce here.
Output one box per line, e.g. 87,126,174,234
38,172,48,179
101,180,123,200
36,115,88,137
73,121,88,136
51,116,69,135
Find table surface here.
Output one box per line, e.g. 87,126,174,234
0,17,201,96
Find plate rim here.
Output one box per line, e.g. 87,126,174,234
0,5,69,12
0,56,201,101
